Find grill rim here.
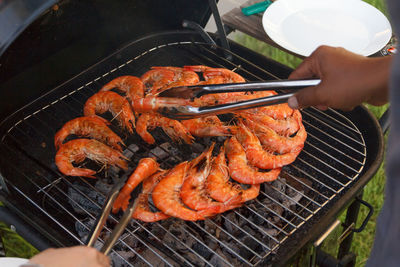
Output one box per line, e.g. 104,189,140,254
0,31,385,266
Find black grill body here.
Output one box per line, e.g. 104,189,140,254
0,1,385,266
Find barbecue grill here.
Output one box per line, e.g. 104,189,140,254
0,1,385,266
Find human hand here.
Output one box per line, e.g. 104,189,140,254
28,246,110,267
287,45,391,110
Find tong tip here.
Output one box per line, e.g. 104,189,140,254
158,105,202,120
158,86,198,99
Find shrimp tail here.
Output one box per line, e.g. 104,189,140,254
113,158,159,213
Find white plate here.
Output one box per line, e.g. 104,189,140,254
262,0,392,56
0,257,28,267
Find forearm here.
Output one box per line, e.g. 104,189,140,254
362,55,391,106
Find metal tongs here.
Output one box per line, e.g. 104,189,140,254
158,79,320,120
86,174,141,255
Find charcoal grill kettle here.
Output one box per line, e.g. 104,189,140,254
0,1,386,266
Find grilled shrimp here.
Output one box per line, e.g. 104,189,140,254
183,65,213,79
141,68,176,95
256,104,294,120
181,116,233,137
151,66,199,92
220,90,276,103
225,137,281,184
100,75,144,103
152,161,219,221
180,144,240,212
83,91,136,133
54,116,124,151
203,68,245,83
243,110,306,154
184,65,246,103
206,146,260,203
55,139,128,178
183,65,245,83
135,113,156,144
197,76,225,85
193,76,226,105
237,111,299,136
235,122,302,169
131,170,170,222
112,158,159,212
223,90,294,119
136,113,194,144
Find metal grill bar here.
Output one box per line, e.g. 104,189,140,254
234,208,283,242
310,107,364,134
189,222,254,265
149,223,219,267
205,218,269,253
300,155,350,188
272,179,322,208
304,138,363,174
257,191,308,222
302,113,366,157
0,41,367,266
301,150,350,184
282,171,330,202
289,163,339,194
149,222,223,267
238,202,294,235
297,157,346,191
268,183,316,213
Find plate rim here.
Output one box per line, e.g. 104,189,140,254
0,257,29,266
262,0,392,56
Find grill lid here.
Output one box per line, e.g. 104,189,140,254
0,0,213,85
0,0,58,58
0,0,216,120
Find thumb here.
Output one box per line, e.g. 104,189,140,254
288,85,323,109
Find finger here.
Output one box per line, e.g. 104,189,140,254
288,86,323,109
96,251,110,267
315,105,328,110
287,96,299,109
288,57,316,80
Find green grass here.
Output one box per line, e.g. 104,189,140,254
0,222,38,258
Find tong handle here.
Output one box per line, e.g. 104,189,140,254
198,92,295,115
86,174,137,256
100,200,136,255
159,92,296,120
196,79,320,97
86,184,121,249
